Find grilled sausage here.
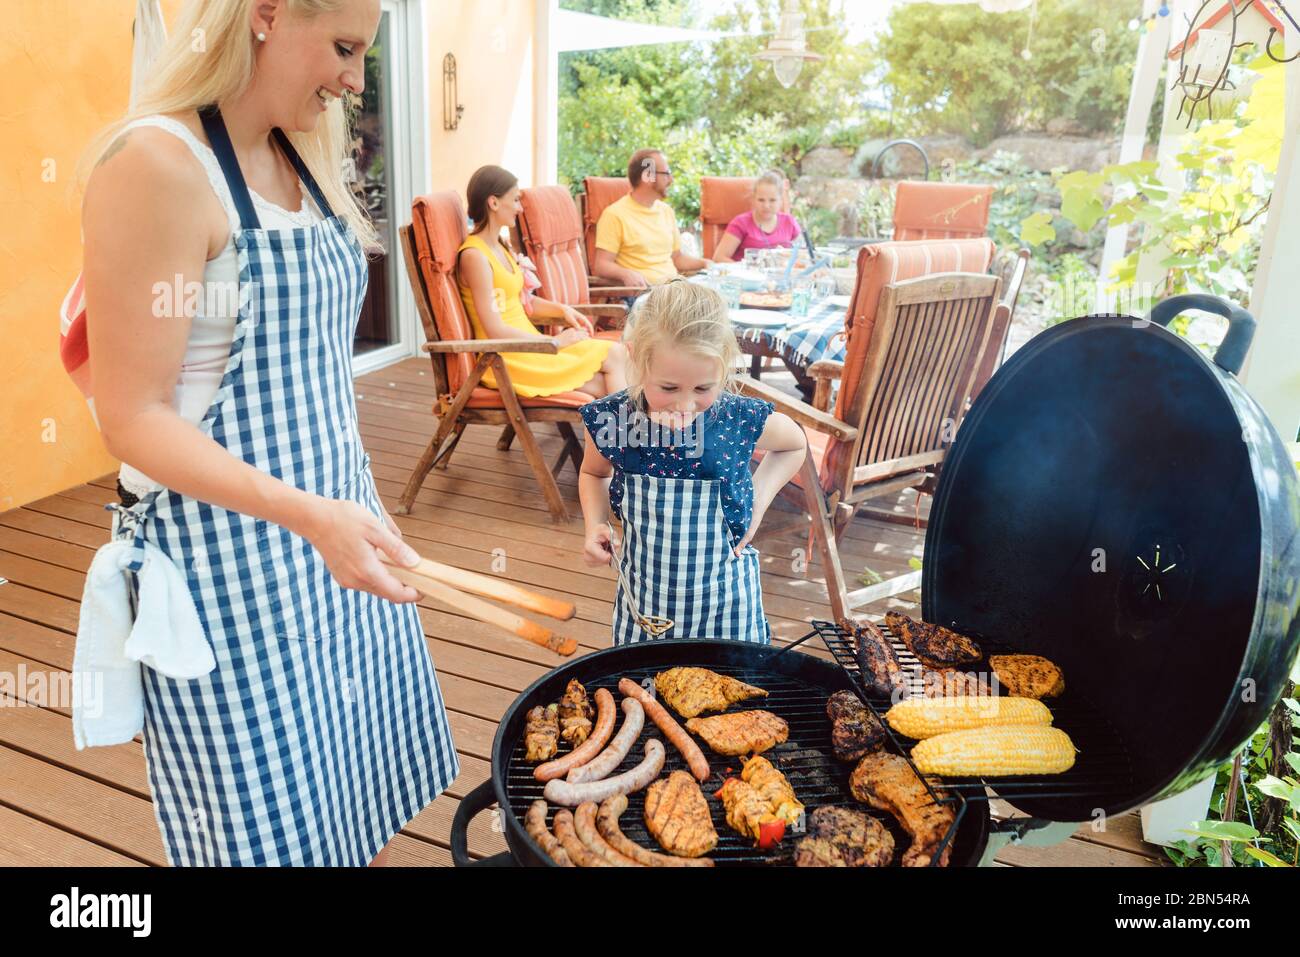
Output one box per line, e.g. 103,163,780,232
552,809,610,867
534,687,616,782
574,801,642,866
618,677,710,781
543,739,666,806
597,795,714,867
523,799,572,867
566,697,644,784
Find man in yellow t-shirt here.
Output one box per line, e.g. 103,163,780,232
592,149,708,288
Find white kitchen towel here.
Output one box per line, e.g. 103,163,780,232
71,537,216,750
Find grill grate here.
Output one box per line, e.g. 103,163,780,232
813,619,1136,805
504,659,970,866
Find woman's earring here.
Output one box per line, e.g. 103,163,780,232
257,31,266,42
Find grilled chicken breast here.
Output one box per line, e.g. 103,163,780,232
794,806,894,867
557,678,595,745
644,770,718,858
715,755,804,841
989,654,1065,699
685,710,789,756
524,704,559,762
853,622,905,696
885,612,982,670
654,667,767,719
850,751,955,867
826,690,886,761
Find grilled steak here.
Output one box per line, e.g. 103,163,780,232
524,704,559,762
644,770,718,858
921,669,992,698
557,678,595,745
853,621,905,696
654,667,767,719
826,690,886,761
885,611,982,670
850,751,955,867
685,710,789,756
794,806,894,867
989,654,1065,699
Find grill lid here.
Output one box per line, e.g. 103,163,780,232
922,299,1300,820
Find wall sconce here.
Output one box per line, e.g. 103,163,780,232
443,53,464,130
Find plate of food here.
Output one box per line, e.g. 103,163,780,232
739,290,793,310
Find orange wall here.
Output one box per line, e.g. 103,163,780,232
0,1,186,512
426,0,538,200
0,0,539,511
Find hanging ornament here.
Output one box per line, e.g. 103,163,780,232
1174,0,1252,128
1128,18,1140,30
1021,47,1033,59
1146,17,1157,32
1158,3,1170,15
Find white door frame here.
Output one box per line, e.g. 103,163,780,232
353,0,432,376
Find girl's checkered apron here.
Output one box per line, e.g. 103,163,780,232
611,472,770,646
107,106,458,865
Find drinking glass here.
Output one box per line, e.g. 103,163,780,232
720,274,743,309
790,279,811,318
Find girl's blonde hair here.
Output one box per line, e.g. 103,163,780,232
76,0,376,249
623,279,741,404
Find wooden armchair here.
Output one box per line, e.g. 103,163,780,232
579,176,632,287
891,181,994,240
517,184,641,333
395,191,595,523
970,248,1030,402
699,175,791,260
742,238,1001,627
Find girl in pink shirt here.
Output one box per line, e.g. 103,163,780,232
713,171,801,262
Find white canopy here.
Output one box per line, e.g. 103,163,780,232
553,9,751,53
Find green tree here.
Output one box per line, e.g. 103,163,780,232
878,0,1138,146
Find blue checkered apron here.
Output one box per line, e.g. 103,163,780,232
105,106,458,865
611,473,770,646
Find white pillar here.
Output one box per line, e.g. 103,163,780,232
533,0,558,186
1135,0,1198,295
1242,21,1300,441
1097,0,1167,311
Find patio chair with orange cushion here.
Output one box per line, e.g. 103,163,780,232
579,176,632,286
891,180,994,240
516,184,642,335
740,238,1001,627
395,191,594,523
699,175,792,260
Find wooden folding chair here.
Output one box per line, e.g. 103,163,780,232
395,191,596,523
579,176,631,287
741,238,1002,628
891,181,994,240
517,185,641,330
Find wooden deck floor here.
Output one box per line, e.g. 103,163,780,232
0,357,1167,867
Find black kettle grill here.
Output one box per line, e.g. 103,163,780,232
923,294,1300,821
450,294,1300,866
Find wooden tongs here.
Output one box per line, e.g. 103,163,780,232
384,553,578,656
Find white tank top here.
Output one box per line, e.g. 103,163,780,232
117,115,324,496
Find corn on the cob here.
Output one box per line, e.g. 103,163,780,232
911,725,1077,776
885,695,1051,739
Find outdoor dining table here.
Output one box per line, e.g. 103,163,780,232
730,294,851,401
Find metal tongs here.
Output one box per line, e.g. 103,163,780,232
606,521,675,638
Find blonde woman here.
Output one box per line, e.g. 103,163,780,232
77,0,457,865
577,280,806,645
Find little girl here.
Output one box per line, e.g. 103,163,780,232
578,280,806,645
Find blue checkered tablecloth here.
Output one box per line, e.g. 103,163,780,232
733,295,851,368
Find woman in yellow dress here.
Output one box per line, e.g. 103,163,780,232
457,165,627,398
